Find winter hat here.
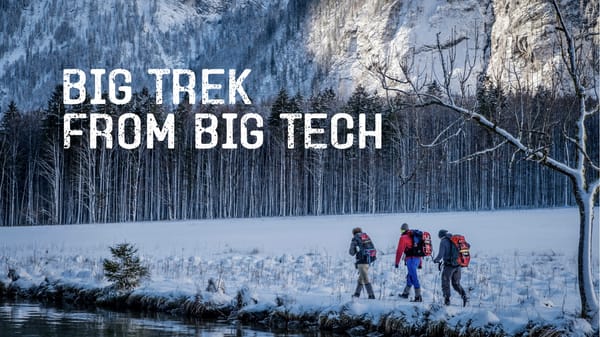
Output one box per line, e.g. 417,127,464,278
352,227,362,235
400,223,409,232
438,229,448,238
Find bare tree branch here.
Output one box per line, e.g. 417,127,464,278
562,128,600,172
422,95,579,177
592,179,600,197
551,0,584,95
450,140,508,164
419,117,464,148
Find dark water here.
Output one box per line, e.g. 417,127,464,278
0,302,311,337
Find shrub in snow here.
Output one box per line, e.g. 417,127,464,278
206,277,225,293
7,268,19,281
103,242,149,291
236,285,257,308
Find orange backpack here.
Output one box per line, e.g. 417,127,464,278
450,235,471,267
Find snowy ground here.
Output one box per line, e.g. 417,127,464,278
0,208,598,335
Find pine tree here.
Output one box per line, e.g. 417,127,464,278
268,88,290,131
0,101,23,225
0,101,21,133
476,76,505,123
103,242,150,291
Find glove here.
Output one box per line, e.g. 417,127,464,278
394,264,399,269
418,264,422,270
437,262,442,271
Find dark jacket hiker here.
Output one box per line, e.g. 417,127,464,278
433,229,468,306
349,227,376,299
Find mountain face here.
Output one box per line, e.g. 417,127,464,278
0,0,595,110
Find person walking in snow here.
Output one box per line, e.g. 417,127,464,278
349,227,376,299
395,223,422,302
433,229,468,306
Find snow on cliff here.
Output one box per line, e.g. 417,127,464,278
0,0,596,109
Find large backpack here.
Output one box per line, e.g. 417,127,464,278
406,230,433,257
450,234,471,267
357,232,377,264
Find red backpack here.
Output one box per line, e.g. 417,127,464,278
358,233,377,264
450,235,471,267
421,231,433,256
406,230,432,257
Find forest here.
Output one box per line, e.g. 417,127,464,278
0,84,596,226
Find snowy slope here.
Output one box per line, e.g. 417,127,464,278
0,208,598,335
1,0,595,110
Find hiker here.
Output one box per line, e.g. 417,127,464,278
349,227,376,299
433,229,468,306
394,223,422,302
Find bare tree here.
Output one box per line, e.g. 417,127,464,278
370,0,598,325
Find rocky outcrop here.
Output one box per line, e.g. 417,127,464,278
0,0,596,109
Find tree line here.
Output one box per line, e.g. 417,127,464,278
0,84,592,226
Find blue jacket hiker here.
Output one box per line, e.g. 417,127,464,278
433,229,468,306
349,227,376,299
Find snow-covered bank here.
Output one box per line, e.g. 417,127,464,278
0,277,577,337
0,208,598,336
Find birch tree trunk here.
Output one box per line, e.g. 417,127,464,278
573,183,599,325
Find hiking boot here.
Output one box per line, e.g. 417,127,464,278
365,283,375,299
462,295,469,307
353,282,363,298
411,288,422,302
399,285,411,298
444,297,450,306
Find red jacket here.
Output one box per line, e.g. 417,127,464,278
395,231,421,266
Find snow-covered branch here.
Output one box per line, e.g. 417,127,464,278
430,99,578,177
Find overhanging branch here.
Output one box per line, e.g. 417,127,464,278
421,95,579,178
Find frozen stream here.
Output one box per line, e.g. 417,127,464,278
0,301,325,337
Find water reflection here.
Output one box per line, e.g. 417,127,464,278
0,302,306,337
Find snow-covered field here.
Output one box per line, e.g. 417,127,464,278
0,208,598,335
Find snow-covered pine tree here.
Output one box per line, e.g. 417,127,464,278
103,242,149,291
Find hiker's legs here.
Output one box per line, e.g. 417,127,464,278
355,264,374,299
357,264,370,284
353,264,369,298
405,258,421,301
450,267,466,297
451,267,468,306
405,258,421,289
441,265,453,301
